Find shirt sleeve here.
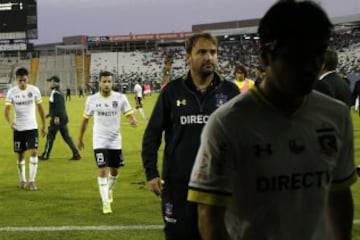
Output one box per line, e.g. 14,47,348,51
120,94,134,116
5,88,13,105
34,86,42,104
141,90,169,181
331,108,357,191
83,96,93,119
188,114,234,207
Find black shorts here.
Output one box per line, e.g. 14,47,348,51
135,96,143,108
13,129,39,153
93,149,124,168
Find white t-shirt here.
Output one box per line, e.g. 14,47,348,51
188,87,357,240
83,91,133,149
134,83,143,98
5,85,42,131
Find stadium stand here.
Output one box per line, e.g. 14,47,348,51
0,26,358,96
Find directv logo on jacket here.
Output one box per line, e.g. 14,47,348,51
175,98,210,125
180,114,209,125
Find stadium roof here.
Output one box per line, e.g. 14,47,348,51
192,14,360,36
55,44,86,50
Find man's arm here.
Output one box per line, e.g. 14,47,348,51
37,103,47,137
52,93,64,125
198,204,230,240
141,92,168,196
4,104,15,130
327,188,354,240
77,117,89,150
52,92,64,117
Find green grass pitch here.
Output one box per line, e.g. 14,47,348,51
0,92,358,240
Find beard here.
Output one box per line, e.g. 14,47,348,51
199,63,216,78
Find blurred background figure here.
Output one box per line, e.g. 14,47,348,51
39,75,81,161
313,49,352,107
233,65,254,93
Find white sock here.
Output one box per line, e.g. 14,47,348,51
139,108,146,119
97,177,109,205
29,156,38,182
108,173,119,192
17,160,26,182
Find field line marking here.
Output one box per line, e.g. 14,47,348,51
0,225,163,232
0,221,359,232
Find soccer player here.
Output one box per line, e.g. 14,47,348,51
142,33,239,240
188,1,357,240
233,65,254,93
65,87,71,101
39,75,81,160
4,67,47,191
133,79,146,120
77,71,137,214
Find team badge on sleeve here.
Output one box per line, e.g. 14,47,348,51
193,153,211,183
316,127,337,157
318,134,337,156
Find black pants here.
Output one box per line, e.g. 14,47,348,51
41,123,79,159
161,182,201,240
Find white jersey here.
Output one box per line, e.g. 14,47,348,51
188,87,357,240
5,85,42,131
134,83,143,98
83,91,133,149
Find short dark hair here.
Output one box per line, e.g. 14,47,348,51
47,75,60,83
99,71,113,79
323,49,338,71
235,65,248,78
15,67,29,77
258,0,332,54
185,33,218,54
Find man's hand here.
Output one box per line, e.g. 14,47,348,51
8,121,16,130
41,126,47,137
147,177,164,197
77,139,84,150
127,115,138,128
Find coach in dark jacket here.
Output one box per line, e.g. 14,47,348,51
313,50,352,107
39,76,81,160
142,33,239,240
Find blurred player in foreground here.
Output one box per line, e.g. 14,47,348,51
188,1,357,240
